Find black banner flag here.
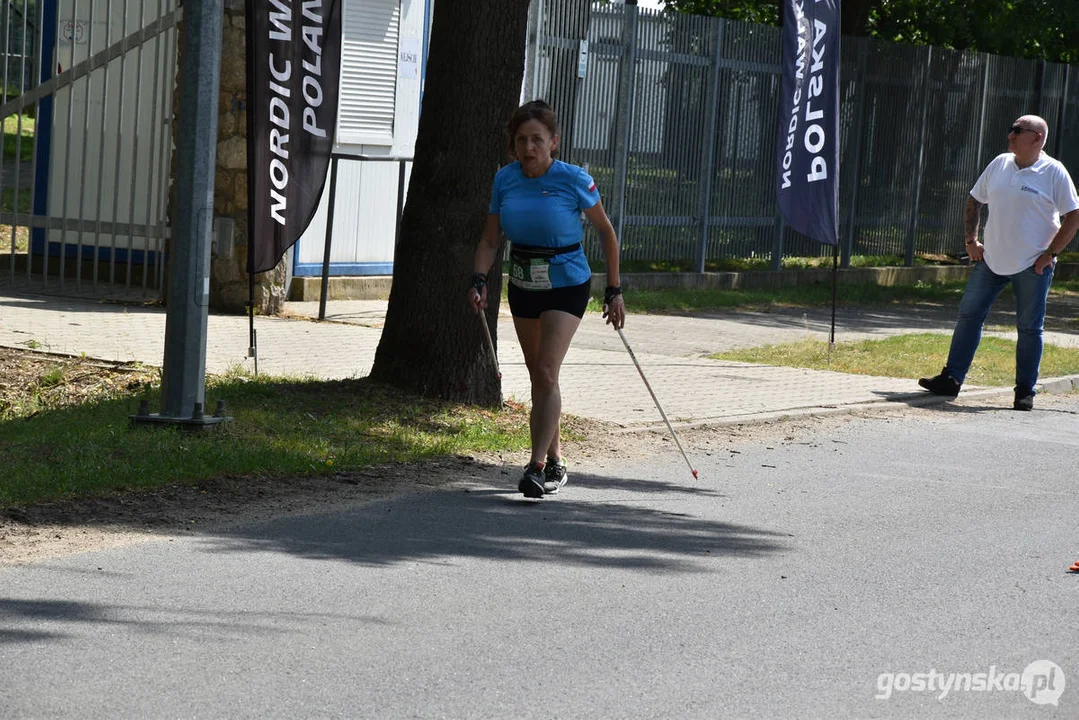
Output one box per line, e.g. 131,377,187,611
776,0,840,246
246,0,342,274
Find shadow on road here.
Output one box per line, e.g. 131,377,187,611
0,469,785,645
193,470,786,574
0,597,390,644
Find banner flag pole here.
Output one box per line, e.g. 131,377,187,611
776,0,841,345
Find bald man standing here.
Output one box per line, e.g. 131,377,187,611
919,114,1079,410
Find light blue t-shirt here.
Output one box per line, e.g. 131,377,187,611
489,160,599,288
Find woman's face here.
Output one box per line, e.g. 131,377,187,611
514,119,559,176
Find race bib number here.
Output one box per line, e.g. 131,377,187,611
509,257,553,290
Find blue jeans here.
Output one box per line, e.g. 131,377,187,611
944,261,1054,395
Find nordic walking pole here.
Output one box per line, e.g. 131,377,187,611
479,311,501,380
615,325,698,480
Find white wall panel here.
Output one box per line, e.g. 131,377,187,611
295,0,425,276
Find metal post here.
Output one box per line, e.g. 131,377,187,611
125,1,148,292
610,0,638,245
157,5,179,296
153,0,224,426
772,215,784,271
1056,64,1069,158
395,159,407,248
1,0,9,277
42,0,64,287
15,0,31,278
93,0,116,290
57,0,79,290
27,0,45,286
905,47,932,267
523,0,544,100
843,40,868,269
975,53,991,173
1033,58,1046,116
318,156,339,321
76,0,97,290
142,0,166,292
109,0,130,288
694,18,723,274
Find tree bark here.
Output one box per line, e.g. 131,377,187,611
839,0,876,37
370,0,531,406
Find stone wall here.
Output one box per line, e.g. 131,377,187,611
209,2,288,315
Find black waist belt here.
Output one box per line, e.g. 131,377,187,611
510,243,582,260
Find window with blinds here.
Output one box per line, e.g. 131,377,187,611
338,0,400,146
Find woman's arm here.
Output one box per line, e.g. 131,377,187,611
469,214,502,312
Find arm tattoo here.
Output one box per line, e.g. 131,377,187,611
964,197,983,241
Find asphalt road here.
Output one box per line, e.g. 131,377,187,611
2,394,1077,719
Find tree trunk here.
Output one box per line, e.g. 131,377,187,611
370,0,531,406
840,0,876,37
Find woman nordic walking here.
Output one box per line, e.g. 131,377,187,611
468,100,625,499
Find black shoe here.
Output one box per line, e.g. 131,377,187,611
543,457,569,495
1013,391,1034,411
918,369,961,397
518,463,545,498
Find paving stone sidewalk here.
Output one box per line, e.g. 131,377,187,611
2,291,1076,427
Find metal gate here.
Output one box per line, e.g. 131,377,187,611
0,0,179,299
526,0,1079,269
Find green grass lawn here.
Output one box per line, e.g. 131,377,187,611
612,254,942,274
599,280,971,313
601,276,1079,315
3,113,34,163
712,333,1079,387
0,370,532,507
1,186,31,212
6,269,1079,508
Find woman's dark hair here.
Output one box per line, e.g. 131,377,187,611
506,100,561,156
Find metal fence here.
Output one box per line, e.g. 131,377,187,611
526,1,1079,269
0,0,179,299
1,0,35,93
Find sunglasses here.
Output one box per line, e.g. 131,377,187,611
1009,125,1039,135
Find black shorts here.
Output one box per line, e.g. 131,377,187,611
508,280,591,319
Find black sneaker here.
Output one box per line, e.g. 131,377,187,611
518,463,545,498
543,457,569,494
918,369,961,397
1013,391,1034,411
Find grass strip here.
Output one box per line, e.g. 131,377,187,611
0,369,531,508
711,333,1079,387
3,113,34,163
590,281,969,313
596,278,1079,315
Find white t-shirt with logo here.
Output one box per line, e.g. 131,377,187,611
970,152,1079,276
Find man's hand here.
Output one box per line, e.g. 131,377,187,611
1034,251,1056,275
965,240,984,262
